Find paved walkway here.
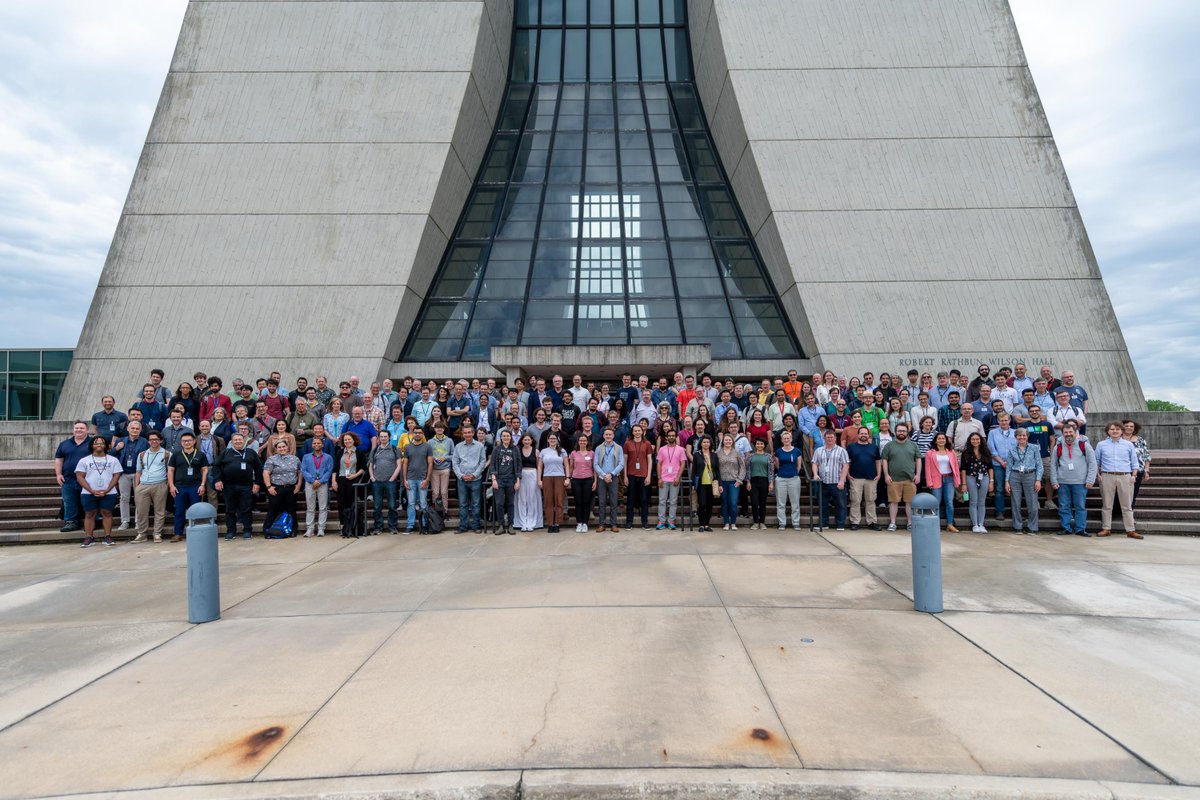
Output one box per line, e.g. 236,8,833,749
1,528,1198,799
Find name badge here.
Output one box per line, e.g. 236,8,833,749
635,462,640,470
1067,462,1075,471
240,462,247,471
126,457,134,468
109,423,115,431
187,467,194,477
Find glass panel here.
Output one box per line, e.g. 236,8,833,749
0,351,6,371
590,0,611,24
9,351,39,371
44,351,74,371
402,4,801,359
512,29,536,81
589,28,613,81
0,373,6,419
614,29,638,81
538,29,562,82
565,0,588,24
563,29,587,81
464,303,521,359
7,373,39,420
41,373,66,420
639,29,665,81
541,0,564,25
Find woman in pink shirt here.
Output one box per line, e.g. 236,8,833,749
923,432,962,532
567,433,596,532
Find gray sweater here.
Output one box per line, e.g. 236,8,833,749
1048,438,1098,485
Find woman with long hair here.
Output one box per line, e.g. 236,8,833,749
886,397,907,432
261,417,296,457
746,407,772,452
715,432,747,530
537,432,567,533
567,433,596,532
322,397,349,441
960,432,994,533
747,437,773,529
489,428,519,534
623,424,654,529
513,432,542,532
170,383,199,429
924,432,961,532
691,434,717,531
332,432,363,537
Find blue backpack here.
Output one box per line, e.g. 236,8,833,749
265,512,294,539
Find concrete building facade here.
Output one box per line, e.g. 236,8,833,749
58,0,1144,418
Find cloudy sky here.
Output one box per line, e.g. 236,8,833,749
1,1,1196,404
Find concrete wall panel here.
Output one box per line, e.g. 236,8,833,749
173,2,483,73
148,72,472,143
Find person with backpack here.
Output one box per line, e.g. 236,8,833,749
368,435,402,534
262,439,302,537
1049,420,1097,536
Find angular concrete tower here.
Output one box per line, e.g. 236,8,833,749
59,0,1143,418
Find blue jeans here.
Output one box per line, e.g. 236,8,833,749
457,477,482,529
931,478,955,527
61,480,82,525
992,464,1007,516
1058,483,1088,533
173,485,202,535
819,483,847,528
372,480,398,530
405,479,427,529
719,480,740,525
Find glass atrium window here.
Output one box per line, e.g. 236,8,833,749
402,0,802,361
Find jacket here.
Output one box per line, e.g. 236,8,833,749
301,450,335,484
923,449,961,489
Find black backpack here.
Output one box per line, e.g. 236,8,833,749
421,498,446,534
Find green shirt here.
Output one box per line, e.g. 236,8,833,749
748,452,772,479
881,438,920,482
859,406,886,435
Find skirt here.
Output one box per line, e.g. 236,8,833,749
513,467,543,530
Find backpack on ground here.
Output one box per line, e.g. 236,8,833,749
421,498,445,534
265,512,294,539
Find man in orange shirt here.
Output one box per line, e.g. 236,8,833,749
782,369,805,404
675,374,698,420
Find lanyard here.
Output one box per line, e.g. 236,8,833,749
313,453,325,470
180,451,196,469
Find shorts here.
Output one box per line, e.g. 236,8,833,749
80,493,118,512
887,480,917,503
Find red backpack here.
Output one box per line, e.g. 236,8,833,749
1055,441,1085,458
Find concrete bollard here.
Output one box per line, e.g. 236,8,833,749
185,502,221,624
909,493,943,613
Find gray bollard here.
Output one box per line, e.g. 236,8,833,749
185,502,221,623
909,493,943,613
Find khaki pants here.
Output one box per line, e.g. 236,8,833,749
134,482,168,537
848,477,877,525
118,473,136,525
430,469,450,506
1100,473,1136,531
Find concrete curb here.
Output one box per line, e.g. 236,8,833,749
47,768,1200,800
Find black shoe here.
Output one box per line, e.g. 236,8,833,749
508,529,516,535
1056,530,1071,536
1075,531,1093,537
868,524,881,531
850,524,860,531
60,523,80,533
456,528,467,534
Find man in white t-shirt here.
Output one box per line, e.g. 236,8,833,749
74,437,122,547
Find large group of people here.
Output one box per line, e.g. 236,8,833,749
53,362,1151,547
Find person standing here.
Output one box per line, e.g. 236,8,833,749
1049,421,1097,537
74,437,122,547
537,432,567,533
811,430,849,532
882,423,921,532
1005,428,1042,534
1021,405,1057,511
333,432,365,538
402,428,433,533
746,438,773,530
960,433,993,533
300,435,333,536
846,426,881,531
987,412,1016,521
514,433,543,532
111,420,148,532
55,422,93,533
451,425,487,532
1095,421,1141,539
593,427,625,532
1114,420,1152,510
923,432,960,532
262,440,302,536
133,431,171,542
213,432,261,540
715,432,747,531
773,429,803,530
428,423,455,511
655,429,687,530
566,433,596,533
90,395,128,447
488,429,519,534
622,424,654,530
167,432,208,543
691,435,718,531
367,435,402,534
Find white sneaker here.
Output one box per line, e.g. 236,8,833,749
303,530,313,537
980,526,988,534
116,522,131,531
971,525,981,533
887,523,898,531
581,524,589,532
731,525,738,531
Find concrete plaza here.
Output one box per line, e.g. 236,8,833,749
1,527,1198,799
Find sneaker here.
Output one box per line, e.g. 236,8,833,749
731,525,738,531
850,524,860,531
60,523,80,533
868,524,881,531
835,526,845,531
1045,501,1057,511
887,523,897,532
655,522,666,530
581,524,589,532
404,528,414,534
242,534,251,540
971,525,982,533
980,526,988,534
668,522,677,530
317,531,325,537
224,535,234,541
813,526,823,532
722,524,730,531
131,533,147,543
154,535,163,543
79,537,95,548
102,536,114,546
117,522,131,531
777,524,787,531
303,530,313,537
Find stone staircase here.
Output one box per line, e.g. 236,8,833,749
3,454,1197,544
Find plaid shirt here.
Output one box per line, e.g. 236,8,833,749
936,403,960,434
364,406,386,432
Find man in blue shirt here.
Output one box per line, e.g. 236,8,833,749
54,421,93,532
90,395,128,446
344,406,378,462
846,426,881,530
445,383,476,437
1094,420,1141,539
111,420,149,531
133,384,167,432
